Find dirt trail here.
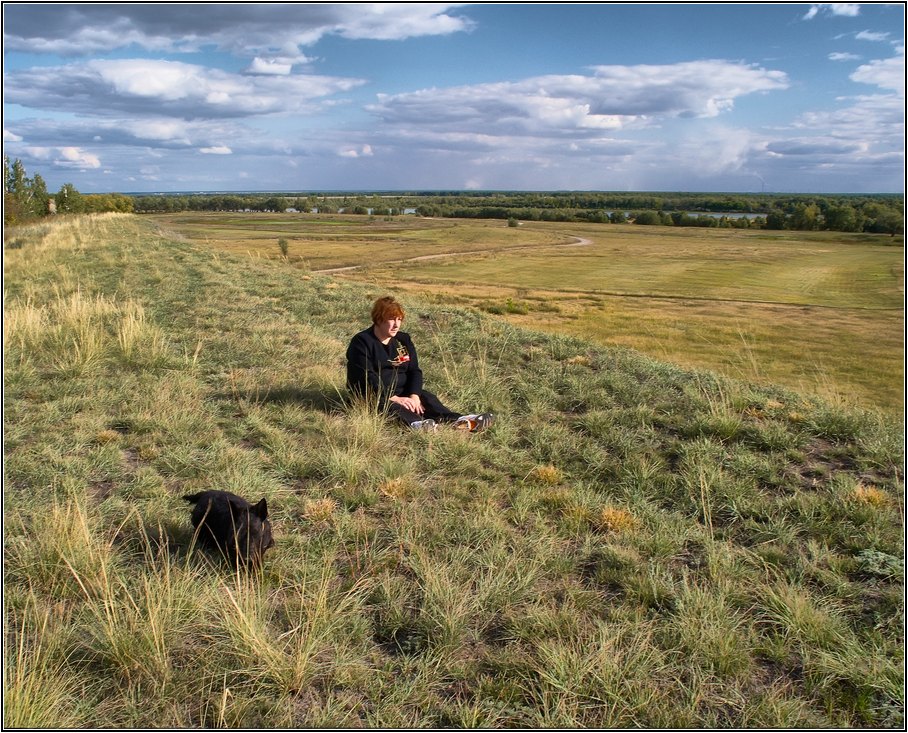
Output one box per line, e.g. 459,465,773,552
313,235,592,275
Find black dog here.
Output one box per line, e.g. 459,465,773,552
183,490,274,567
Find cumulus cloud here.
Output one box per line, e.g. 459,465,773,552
782,47,904,173
367,60,789,138
850,53,905,93
5,116,245,151
25,145,101,169
5,59,365,120
245,58,294,76
339,144,374,158
803,4,861,21
1,4,472,58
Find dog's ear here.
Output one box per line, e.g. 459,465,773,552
253,498,268,520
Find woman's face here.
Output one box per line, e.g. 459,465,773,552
373,314,402,342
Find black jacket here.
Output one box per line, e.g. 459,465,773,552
346,327,424,402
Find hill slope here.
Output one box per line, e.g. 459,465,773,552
4,214,904,728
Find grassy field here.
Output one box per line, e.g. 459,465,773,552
3,214,903,728
152,212,904,414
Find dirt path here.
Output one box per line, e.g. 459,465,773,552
313,235,592,274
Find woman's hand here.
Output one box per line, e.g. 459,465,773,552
391,394,424,415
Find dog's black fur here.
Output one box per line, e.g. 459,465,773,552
183,490,274,567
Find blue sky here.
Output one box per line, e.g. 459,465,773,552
3,2,904,193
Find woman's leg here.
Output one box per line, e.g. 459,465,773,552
418,390,462,423
386,390,462,427
387,401,421,426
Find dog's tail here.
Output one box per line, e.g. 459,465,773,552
183,493,203,504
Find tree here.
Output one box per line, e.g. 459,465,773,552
4,157,51,223
29,173,49,215
55,183,84,213
633,211,662,225
865,208,904,236
790,203,820,231
823,205,858,232
765,211,788,230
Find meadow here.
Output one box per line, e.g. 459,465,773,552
153,212,904,414
3,213,904,728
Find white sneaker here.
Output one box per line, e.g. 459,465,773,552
454,413,495,432
454,414,478,430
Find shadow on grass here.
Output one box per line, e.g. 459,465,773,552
215,385,345,413
115,518,275,576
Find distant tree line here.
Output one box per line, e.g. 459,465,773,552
4,157,134,225
5,162,902,236
131,190,903,235
407,192,904,235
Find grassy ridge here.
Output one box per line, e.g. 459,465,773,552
153,212,904,414
4,214,904,728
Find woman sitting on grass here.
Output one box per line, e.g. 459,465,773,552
346,295,493,432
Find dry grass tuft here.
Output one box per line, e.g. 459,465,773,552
529,464,563,485
302,498,339,523
852,483,889,506
595,506,641,533
565,354,592,367
378,477,410,500
93,429,123,445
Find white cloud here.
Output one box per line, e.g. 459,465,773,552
850,51,905,93
246,58,293,76
368,61,789,137
333,4,474,41
2,4,473,57
829,52,861,61
4,129,23,142
804,4,861,20
200,146,232,155
339,144,374,158
856,30,891,42
789,85,904,163
25,145,101,169
6,59,366,120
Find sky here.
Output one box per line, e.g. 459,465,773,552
2,2,905,194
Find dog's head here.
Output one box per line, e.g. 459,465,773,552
231,497,274,567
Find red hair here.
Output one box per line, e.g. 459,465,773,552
371,296,405,324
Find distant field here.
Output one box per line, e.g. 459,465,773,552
152,212,566,271
152,213,904,413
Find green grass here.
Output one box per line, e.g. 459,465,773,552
152,213,903,414
4,214,904,728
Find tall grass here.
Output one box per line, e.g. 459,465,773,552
4,214,903,728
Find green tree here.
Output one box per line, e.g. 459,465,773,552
765,211,788,230
790,203,820,231
4,157,51,223
823,205,858,232
55,183,84,213
633,210,661,225
29,173,50,215
866,208,904,236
